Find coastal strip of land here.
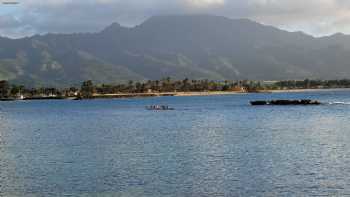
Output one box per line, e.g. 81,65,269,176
88,91,244,99
92,88,350,99
4,88,350,101
19,88,350,101
269,88,350,93
173,91,245,96
2,79,350,101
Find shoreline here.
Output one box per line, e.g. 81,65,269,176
3,88,350,101
89,91,245,99
173,91,245,96
269,88,350,93
90,88,350,98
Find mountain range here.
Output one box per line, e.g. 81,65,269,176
1,15,350,87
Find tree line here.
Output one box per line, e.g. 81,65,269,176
80,79,243,98
2,78,350,99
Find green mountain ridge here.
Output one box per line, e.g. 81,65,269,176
1,15,350,87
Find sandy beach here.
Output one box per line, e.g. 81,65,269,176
174,91,245,96
88,88,350,99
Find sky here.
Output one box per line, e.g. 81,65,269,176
1,0,350,38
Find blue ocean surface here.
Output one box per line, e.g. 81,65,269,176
1,90,350,196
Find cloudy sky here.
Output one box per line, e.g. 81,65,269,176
1,0,350,38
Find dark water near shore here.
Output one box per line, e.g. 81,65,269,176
1,90,350,196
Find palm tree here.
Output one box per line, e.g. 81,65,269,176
81,80,95,99
0,80,10,98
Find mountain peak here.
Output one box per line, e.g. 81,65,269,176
141,14,256,25
101,22,126,34
2,14,350,87
332,32,346,37
136,15,262,34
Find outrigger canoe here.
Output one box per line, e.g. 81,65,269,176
146,105,175,110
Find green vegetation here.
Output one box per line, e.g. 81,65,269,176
80,80,95,99
3,15,350,87
2,78,350,100
275,79,350,89
0,80,10,98
94,78,240,94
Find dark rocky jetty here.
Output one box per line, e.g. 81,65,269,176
251,100,321,106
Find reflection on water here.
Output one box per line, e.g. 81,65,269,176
1,90,350,196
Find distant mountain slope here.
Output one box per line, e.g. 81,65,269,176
1,15,350,87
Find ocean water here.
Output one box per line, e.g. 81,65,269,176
1,90,350,196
